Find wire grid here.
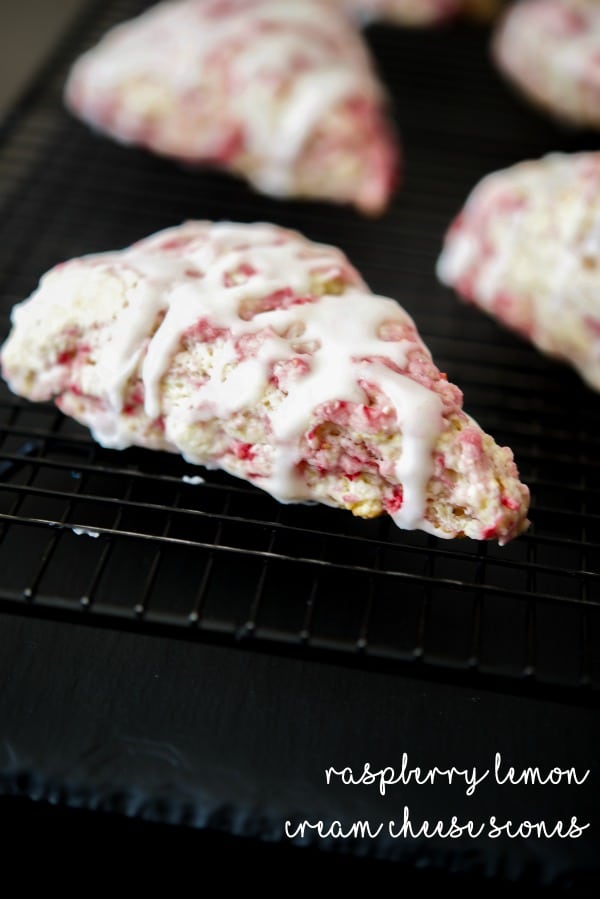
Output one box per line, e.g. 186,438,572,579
0,0,598,696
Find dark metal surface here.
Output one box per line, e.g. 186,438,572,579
0,1,598,885
0,613,597,889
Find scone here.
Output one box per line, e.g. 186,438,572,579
1,222,529,543
64,0,399,214
437,152,600,391
492,0,600,129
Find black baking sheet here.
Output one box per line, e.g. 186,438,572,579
0,612,597,889
0,0,598,886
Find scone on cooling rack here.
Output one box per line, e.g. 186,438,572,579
1,221,529,544
437,152,600,391
492,0,600,129
64,0,399,215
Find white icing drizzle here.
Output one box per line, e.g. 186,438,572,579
67,0,380,193
96,275,166,410
5,223,445,532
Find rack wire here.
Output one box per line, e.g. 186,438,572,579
0,0,598,699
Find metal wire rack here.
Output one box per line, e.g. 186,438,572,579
0,0,598,700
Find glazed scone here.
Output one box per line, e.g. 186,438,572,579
1,222,529,543
338,0,460,25
437,152,600,391
64,0,399,214
492,0,600,129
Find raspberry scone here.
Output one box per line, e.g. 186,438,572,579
1,223,529,543
437,152,600,391
492,0,600,129
64,0,399,215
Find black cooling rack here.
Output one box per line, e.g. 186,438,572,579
0,0,599,702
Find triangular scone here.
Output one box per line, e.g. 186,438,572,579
64,0,399,215
338,0,461,26
437,152,600,391
1,222,529,543
492,0,600,129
